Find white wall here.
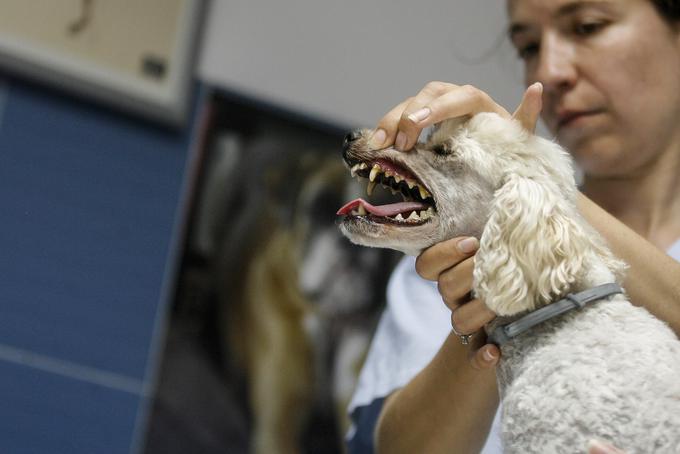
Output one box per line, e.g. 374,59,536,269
198,0,527,129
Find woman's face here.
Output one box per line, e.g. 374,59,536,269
508,0,680,177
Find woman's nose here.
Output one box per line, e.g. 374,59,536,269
531,33,577,94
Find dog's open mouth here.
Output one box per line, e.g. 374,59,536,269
337,158,436,226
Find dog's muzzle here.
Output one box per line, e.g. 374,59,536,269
342,130,362,160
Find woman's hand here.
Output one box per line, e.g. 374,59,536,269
416,236,501,369
384,81,543,368
369,81,543,151
587,440,627,454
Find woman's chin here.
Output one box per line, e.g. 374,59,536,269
566,138,632,177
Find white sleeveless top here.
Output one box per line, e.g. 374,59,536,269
348,239,680,453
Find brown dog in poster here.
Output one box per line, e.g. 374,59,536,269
216,141,398,454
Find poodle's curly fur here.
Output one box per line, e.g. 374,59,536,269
340,113,680,452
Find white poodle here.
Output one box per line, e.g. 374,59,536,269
337,113,680,453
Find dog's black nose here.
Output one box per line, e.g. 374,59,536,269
342,130,362,161
342,130,361,152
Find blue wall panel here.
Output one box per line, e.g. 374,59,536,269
0,360,139,454
0,78,198,453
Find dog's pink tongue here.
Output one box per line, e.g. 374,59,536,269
337,198,426,216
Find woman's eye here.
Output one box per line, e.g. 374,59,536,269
517,43,539,60
573,21,605,36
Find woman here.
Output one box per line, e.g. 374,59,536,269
347,1,680,453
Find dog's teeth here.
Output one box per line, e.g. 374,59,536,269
394,174,403,183
367,180,377,195
421,208,435,219
418,185,431,200
357,204,367,215
407,211,420,221
384,169,393,178
359,162,368,169
395,213,404,221
406,179,416,189
369,164,381,182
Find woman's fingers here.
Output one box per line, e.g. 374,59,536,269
437,257,475,309
416,236,479,281
469,343,501,370
372,82,455,150
372,81,543,153
406,85,510,140
418,236,500,370
394,81,457,150
370,97,414,149
399,84,510,151
452,300,499,370
371,82,514,152
451,298,496,335
512,82,543,132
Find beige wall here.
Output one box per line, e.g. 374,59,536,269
198,0,527,128
0,0,183,79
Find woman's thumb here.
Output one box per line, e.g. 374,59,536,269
513,82,543,132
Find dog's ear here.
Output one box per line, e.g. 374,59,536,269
473,173,590,316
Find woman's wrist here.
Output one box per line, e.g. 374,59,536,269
375,331,499,454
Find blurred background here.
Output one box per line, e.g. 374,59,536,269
0,1,525,453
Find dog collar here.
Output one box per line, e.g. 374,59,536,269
488,283,624,346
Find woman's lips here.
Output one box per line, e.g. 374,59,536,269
556,110,603,130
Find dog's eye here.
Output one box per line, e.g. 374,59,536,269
431,143,451,156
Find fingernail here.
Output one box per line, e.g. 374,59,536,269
369,129,386,149
408,107,431,123
395,131,407,151
483,348,497,363
457,237,479,253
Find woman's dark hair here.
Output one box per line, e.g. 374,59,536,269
652,0,680,21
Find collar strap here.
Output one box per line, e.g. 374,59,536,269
488,283,624,346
